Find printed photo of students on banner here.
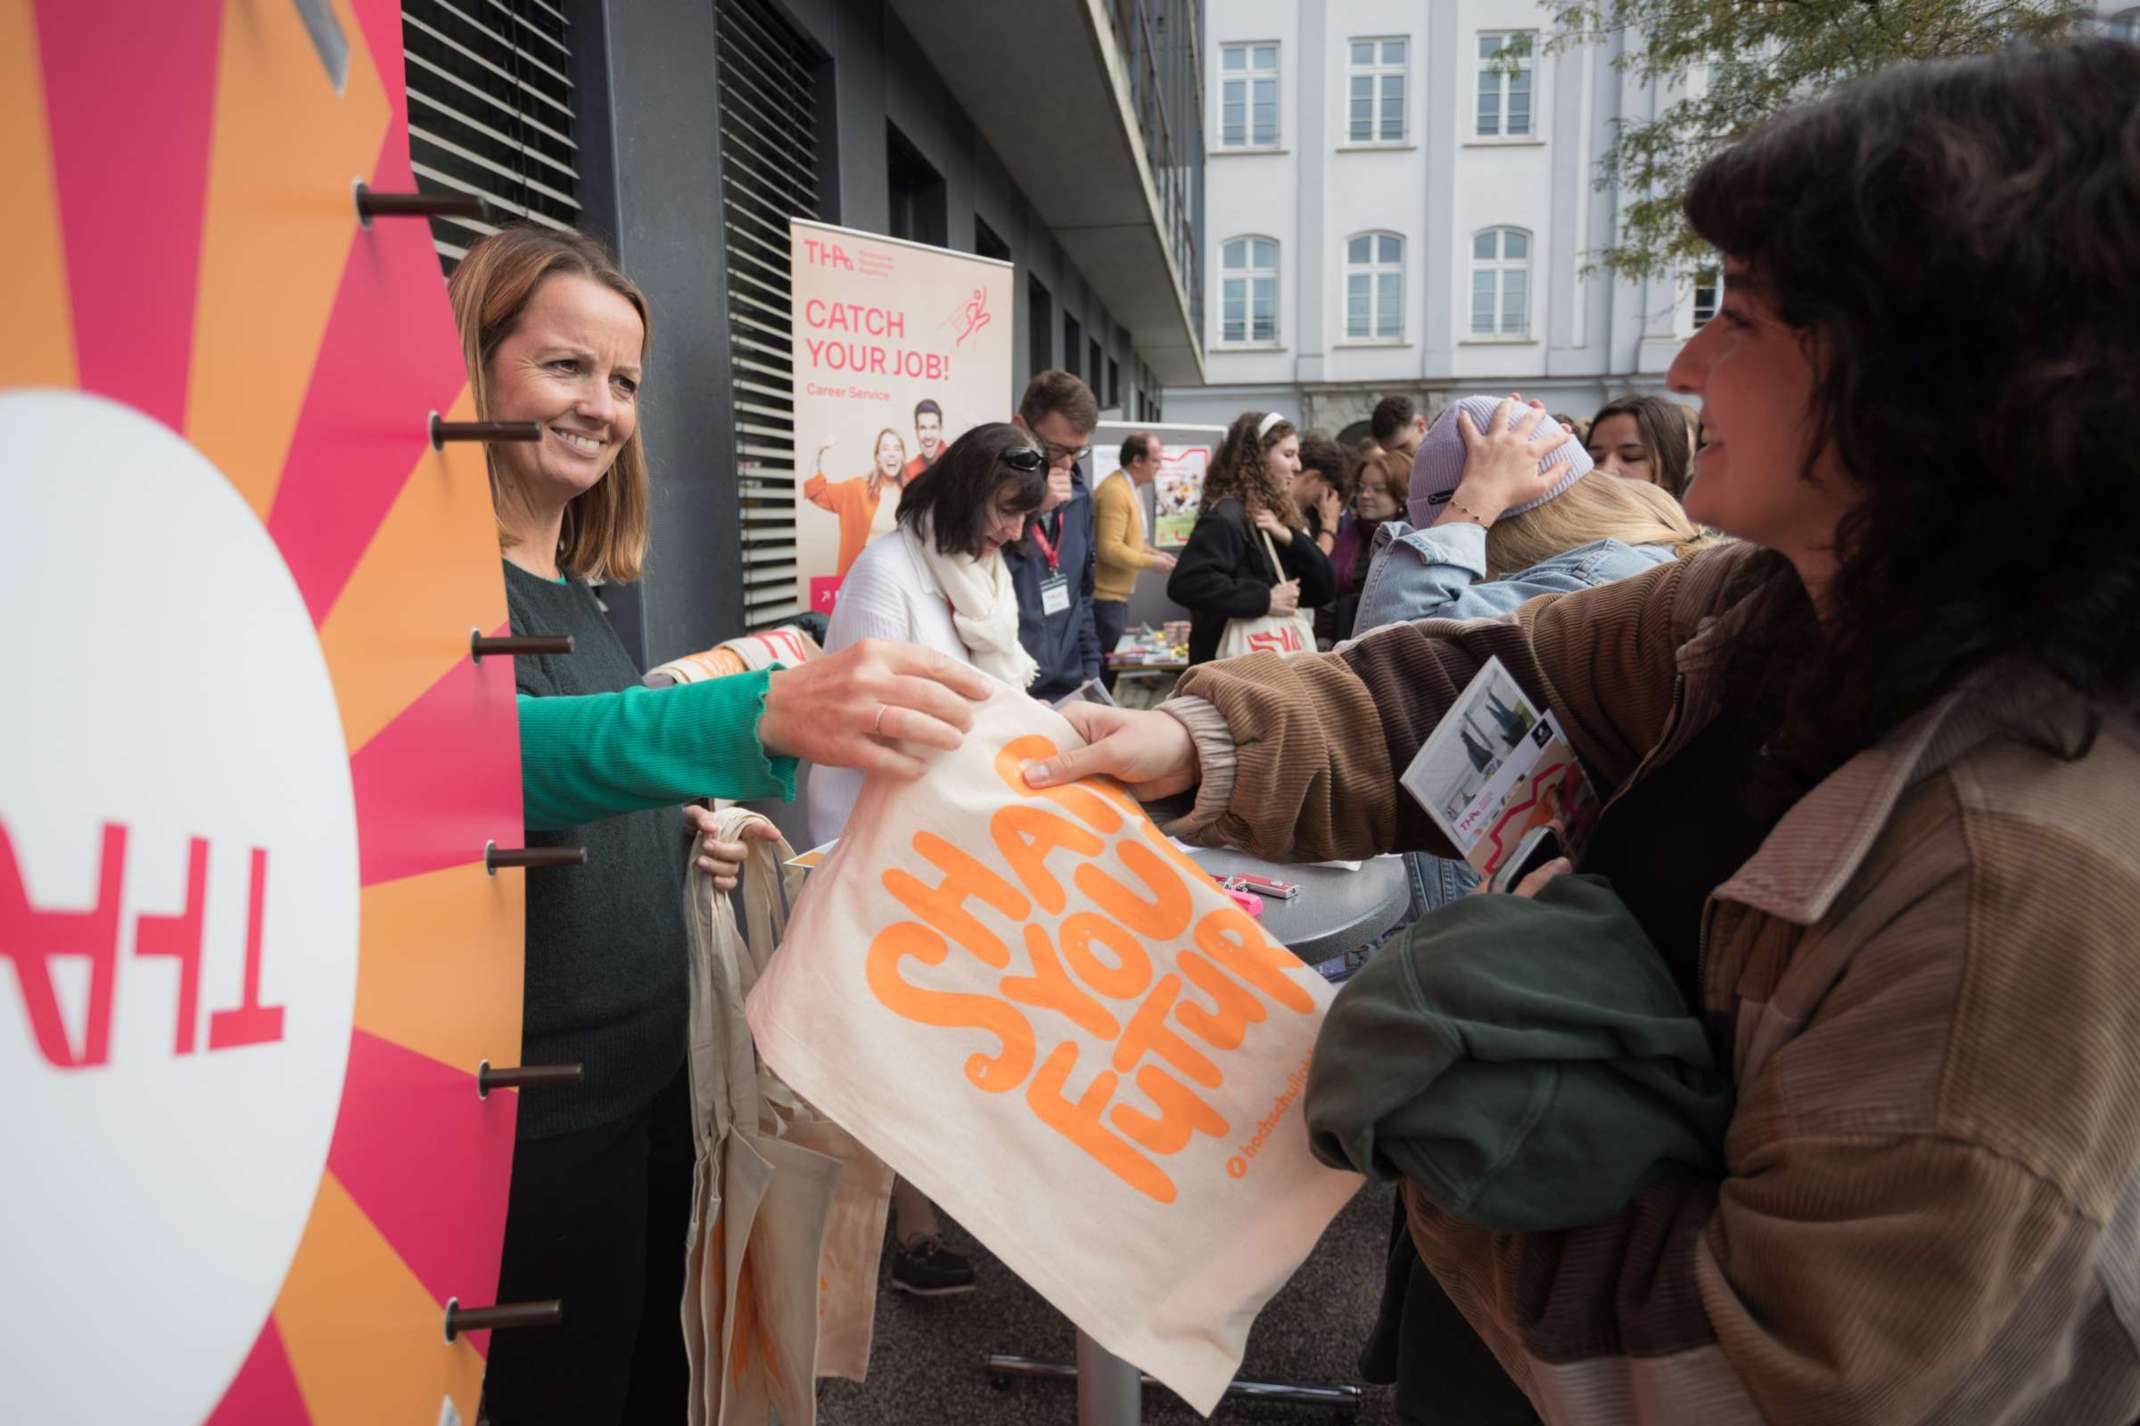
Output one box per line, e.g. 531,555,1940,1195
790,219,1015,612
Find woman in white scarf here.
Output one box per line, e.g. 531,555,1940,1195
806,421,1047,842
800,421,1049,1296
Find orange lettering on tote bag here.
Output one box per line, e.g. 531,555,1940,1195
1026,1040,1179,1203
746,682,1363,1417
1001,923,1121,1040
864,920,1036,1091
882,831,1030,970
990,803,1107,914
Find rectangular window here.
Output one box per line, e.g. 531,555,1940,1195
1692,267,1720,328
1220,42,1280,147
1220,235,1281,344
1477,32,1536,138
1029,276,1052,380
1064,314,1082,378
1343,233,1405,340
1470,229,1531,338
886,122,947,246
1346,37,1408,143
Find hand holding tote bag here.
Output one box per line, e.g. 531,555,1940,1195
745,683,1363,1414
680,807,894,1426
1215,524,1317,660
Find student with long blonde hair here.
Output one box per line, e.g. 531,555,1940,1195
1355,395,1709,633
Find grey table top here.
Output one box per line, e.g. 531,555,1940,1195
1186,847,1410,962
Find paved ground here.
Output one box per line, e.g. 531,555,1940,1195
818,1182,1405,1425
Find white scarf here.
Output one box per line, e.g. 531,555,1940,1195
903,518,1039,690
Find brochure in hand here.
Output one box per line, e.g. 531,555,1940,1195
1397,656,1599,881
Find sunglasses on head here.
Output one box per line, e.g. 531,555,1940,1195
1000,445,1047,472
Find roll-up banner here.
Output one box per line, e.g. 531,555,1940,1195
789,218,1016,614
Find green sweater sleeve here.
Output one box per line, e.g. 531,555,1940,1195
517,669,798,831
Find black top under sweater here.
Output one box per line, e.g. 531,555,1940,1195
1577,702,1783,1012
504,561,688,1138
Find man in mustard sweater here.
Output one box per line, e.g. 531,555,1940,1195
1092,432,1177,688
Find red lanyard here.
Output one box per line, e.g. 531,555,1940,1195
1029,514,1062,573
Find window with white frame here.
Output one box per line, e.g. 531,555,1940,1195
1220,237,1280,344
1344,233,1405,340
1470,228,1531,337
1476,32,1536,138
2108,7,2140,41
1219,43,1281,148
1692,267,1720,329
1346,37,1408,143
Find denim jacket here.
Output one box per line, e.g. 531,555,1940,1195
1352,519,1676,919
1353,520,1675,635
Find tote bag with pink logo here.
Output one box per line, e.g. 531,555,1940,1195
744,683,1362,1414
1215,527,1316,660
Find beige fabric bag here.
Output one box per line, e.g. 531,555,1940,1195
1215,527,1316,659
680,808,894,1426
646,626,822,688
745,684,1363,1414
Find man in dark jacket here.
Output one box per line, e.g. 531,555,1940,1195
1007,370,1102,701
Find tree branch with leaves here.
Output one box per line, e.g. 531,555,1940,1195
1522,0,2090,281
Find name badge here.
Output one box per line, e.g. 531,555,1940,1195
1040,574,1071,616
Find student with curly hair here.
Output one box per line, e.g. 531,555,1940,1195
1038,40,2140,1425
1166,410,1336,665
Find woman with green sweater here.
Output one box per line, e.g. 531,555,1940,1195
451,227,990,1426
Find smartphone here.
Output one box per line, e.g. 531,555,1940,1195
1489,825,1563,894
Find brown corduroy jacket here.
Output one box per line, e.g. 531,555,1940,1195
1163,543,2140,1425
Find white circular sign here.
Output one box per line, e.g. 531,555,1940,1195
1,391,361,1422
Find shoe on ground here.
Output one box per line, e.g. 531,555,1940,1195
890,1234,976,1296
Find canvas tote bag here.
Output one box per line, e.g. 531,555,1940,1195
745,682,1364,1414
1215,523,1316,660
680,807,894,1426
646,625,822,688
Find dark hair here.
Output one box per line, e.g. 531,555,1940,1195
897,422,1047,558
914,399,942,422
1201,411,1300,525
1119,431,1156,468
1017,369,1099,435
1686,38,2140,794
1551,412,1587,442
1370,395,1417,444
1296,433,1358,504
1586,394,1695,500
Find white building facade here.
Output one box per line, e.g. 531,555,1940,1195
1164,0,1707,438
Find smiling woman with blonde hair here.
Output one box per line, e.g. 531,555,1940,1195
449,225,997,1425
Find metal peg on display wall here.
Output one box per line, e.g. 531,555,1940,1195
1,2,553,1420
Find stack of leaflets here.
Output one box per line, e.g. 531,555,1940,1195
1397,656,1599,882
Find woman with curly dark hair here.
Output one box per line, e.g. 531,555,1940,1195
1037,39,2140,1425
1167,410,1336,664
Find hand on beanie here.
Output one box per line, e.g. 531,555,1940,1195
1444,396,1573,527
759,637,992,778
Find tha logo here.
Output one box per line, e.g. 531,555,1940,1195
1245,626,1305,656
803,238,855,271
1,819,285,1068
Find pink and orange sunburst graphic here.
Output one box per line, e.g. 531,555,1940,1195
3,1,534,1422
